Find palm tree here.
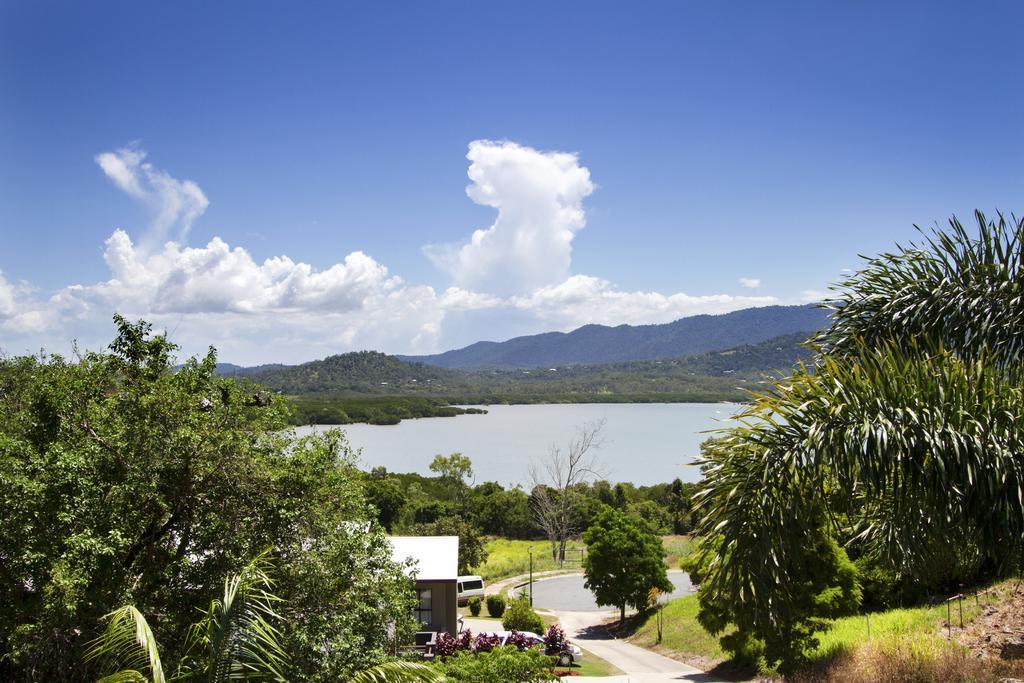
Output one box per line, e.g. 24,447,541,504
87,553,288,682
691,212,1024,669
86,553,443,682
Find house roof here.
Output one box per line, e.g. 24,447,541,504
387,535,459,581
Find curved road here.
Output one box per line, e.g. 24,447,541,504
526,569,694,612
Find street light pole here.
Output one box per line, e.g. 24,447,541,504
528,545,534,607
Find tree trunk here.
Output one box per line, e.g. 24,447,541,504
620,604,626,623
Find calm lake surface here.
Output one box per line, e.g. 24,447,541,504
294,402,740,486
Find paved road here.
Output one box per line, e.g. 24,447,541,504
527,570,694,612
558,610,725,682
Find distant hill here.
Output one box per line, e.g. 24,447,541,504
399,304,830,369
241,350,460,395
230,332,814,402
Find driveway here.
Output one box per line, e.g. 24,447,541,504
557,609,727,683
491,570,728,681
526,570,693,612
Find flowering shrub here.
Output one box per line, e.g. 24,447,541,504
505,630,534,651
435,629,472,657
435,632,459,657
473,631,502,653
544,624,569,655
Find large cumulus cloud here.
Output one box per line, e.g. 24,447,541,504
1,143,785,363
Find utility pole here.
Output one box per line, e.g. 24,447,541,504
529,545,534,607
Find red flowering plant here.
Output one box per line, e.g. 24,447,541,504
435,629,472,658
434,632,458,658
505,630,535,651
544,624,569,655
473,631,502,653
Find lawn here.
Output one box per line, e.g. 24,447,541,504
475,535,697,582
473,538,585,581
630,581,998,675
808,592,985,664
628,593,729,670
661,534,696,567
556,649,624,677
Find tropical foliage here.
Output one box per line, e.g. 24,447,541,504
691,211,1024,671
86,554,288,682
0,317,416,681
433,646,556,682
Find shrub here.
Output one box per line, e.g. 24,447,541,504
468,595,482,616
435,630,472,658
473,631,502,653
543,624,568,655
434,646,557,682
486,594,506,618
502,596,545,635
505,630,534,651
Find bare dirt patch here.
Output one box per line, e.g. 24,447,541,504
958,581,1024,663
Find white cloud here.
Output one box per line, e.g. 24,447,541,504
95,146,209,248
2,142,805,363
738,277,761,289
425,140,594,296
511,275,778,329
91,230,398,315
800,289,829,303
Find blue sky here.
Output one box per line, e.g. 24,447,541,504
2,1,1022,363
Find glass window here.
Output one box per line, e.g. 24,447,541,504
415,588,433,625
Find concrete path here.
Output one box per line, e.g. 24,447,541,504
557,610,726,683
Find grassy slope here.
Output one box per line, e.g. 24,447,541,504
475,535,694,582
630,581,1004,675
473,538,586,582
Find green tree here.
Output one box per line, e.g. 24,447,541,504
692,212,1024,671
429,453,473,508
409,515,487,575
582,507,672,622
365,468,407,531
0,317,416,681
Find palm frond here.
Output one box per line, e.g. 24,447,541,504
349,661,444,683
181,551,288,682
818,211,1024,363
86,605,166,683
693,341,1024,638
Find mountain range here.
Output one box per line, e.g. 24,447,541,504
398,304,830,369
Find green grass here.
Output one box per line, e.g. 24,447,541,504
809,596,984,664
661,535,696,567
558,650,624,677
473,538,585,581
475,535,696,582
629,593,729,669
631,584,992,673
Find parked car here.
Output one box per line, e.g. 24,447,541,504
456,575,485,606
476,630,584,666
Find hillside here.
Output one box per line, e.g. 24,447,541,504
235,333,814,400
242,350,459,395
399,304,830,368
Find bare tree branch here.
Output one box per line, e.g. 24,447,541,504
529,420,606,562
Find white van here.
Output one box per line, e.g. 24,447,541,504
456,575,485,606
